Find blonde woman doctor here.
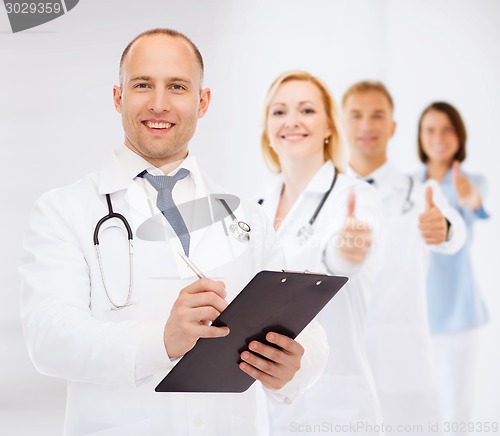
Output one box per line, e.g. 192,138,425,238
258,71,383,435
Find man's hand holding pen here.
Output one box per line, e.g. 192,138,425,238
163,278,230,360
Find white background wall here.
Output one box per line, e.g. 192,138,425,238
1,1,499,434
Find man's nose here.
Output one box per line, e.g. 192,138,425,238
359,116,374,131
148,89,171,113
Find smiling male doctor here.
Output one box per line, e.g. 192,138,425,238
19,29,327,436
342,81,466,433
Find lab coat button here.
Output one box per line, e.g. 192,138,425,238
192,416,204,428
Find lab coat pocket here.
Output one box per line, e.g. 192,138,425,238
85,418,151,436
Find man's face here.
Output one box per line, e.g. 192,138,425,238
113,35,210,167
342,90,396,161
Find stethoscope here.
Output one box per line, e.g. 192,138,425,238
365,174,414,214
401,175,415,214
296,170,338,245
216,197,251,242
93,194,134,310
258,169,338,246
93,193,251,310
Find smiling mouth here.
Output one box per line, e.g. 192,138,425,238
142,121,174,130
281,133,308,140
432,144,449,151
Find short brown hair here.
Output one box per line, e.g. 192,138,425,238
417,102,467,164
342,80,394,112
119,28,204,85
260,70,346,174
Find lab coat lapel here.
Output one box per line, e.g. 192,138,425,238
96,151,168,243
96,150,133,196
96,150,159,227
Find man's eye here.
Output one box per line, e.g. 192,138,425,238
135,83,150,89
170,84,185,91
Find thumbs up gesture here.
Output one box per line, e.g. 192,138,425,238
418,186,448,245
452,161,482,210
338,190,372,264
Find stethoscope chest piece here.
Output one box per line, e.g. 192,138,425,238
296,169,339,246
229,220,251,242
217,197,251,242
297,224,314,245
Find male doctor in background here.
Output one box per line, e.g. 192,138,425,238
19,28,328,436
342,81,466,433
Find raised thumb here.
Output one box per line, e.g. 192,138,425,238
347,190,356,218
425,186,434,211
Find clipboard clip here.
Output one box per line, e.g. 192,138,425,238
280,269,326,286
281,269,323,275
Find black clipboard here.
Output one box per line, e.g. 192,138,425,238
155,270,348,393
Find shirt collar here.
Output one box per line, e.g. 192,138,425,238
116,145,153,179
97,146,201,195
347,161,393,185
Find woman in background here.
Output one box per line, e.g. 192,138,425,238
416,102,490,430
258,70,383,435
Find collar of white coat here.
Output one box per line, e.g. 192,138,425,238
260,160,335,210
96,146,204,196
305,160,338,193
347,161,409,200
265,160,337,203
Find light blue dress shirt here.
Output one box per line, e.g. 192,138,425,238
415,168,490,334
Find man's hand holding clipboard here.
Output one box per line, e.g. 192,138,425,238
157,255,348,394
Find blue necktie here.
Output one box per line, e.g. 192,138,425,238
140,168,191,256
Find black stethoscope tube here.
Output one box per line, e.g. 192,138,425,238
308,170,338,226
93,194,134,245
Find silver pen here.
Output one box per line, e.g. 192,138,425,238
178,251,207,279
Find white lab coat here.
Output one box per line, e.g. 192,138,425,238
348,163,466,432
19,149,328,436
260,162,384,435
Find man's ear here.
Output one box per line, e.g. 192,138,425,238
390,120,397,138
198,87,211,119
113,85,122,113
